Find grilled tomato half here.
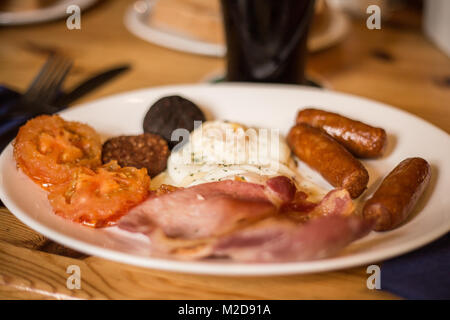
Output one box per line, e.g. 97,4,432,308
47,161,150,227
14,115,102,187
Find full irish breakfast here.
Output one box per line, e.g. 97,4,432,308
11,95,431,262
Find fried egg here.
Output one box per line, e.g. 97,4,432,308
153,121,294,186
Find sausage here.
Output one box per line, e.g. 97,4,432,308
296,108,387,158
287,124,369,198
363,157,431,231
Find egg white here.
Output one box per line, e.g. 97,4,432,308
152,120,326,200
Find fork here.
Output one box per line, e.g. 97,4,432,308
0,54,72,135
12,54,72,114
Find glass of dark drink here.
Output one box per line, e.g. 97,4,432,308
220,0,316,84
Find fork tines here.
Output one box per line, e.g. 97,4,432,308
23,54,73,105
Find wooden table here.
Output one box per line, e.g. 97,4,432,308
0,0,449,300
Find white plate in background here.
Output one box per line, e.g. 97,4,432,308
0,83,449,275
124,0,349,57
0,0,97,26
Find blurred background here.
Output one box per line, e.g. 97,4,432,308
0,0,449,131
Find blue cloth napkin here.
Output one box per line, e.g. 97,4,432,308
0,86,25,151
382,232,450,300
0,86,66,152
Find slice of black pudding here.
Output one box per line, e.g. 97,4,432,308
143,95,206,149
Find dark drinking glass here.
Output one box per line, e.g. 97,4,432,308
220,0,316,84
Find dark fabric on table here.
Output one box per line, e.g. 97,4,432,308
382,232,450,300
0,86,24,152
0,86,66,151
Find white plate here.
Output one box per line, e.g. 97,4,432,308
123,0,349,57
1,83,449,276
0,0,97,26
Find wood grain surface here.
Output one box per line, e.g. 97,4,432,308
0,0,449,299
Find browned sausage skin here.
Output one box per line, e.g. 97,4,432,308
363,157,431,231
296,108,387,158
287,124,369,199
